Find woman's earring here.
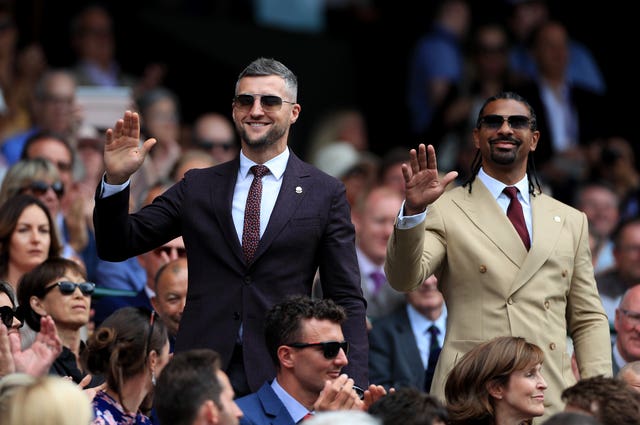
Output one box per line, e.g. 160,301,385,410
151,371,156,386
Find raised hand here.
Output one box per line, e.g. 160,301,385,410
402,144,458,216
10,315,62,376
104,110,157,185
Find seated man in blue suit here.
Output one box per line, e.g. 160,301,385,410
235,296,386,425
368,274,446,392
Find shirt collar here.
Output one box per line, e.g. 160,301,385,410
478,167,530,206
239,148,289,181
406,303,447,336
271,378,311,422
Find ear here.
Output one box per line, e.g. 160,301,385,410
200,400,218,424
289,104,301,124
30,295,47,316
486,381,505,400
472,128,481,149
529,130,540,152
150,295,159,312
278,345,295,369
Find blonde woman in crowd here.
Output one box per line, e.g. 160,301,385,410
0,375,93,425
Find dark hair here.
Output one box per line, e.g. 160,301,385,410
154,349,223,425
463,91,542,196
560,376,640,425
264,295,346,368
0,194,62,280
82,306,168,399
20,130,75,167
612,217,640,250
542,412,602,425
17,257,87,331
368,387,449,425
236,57,298,102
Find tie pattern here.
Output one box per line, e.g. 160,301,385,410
424,324,441,392
503,186,530,250
369,270,386,295
242,165,270,262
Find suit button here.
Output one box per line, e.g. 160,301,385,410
544,301,550,309
562,270,567,278
479,265,487,273
507,298,514,305
233,312,241,320
549,342,556,350
244,276,251,285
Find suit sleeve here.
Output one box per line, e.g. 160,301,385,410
318,180,369,387
566,212,613,377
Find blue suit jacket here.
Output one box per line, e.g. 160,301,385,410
236,382,295,425
93,152,367,391
368,305,426,391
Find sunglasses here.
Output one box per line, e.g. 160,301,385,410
195,139,234,151
21,181,65,199
287,340,349,359
43,281,96,296
233,94,295,112
153,246,187,258
477,114,532,130
0,306,23,328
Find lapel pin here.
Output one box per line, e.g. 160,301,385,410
554,216,560,222
295,186,303,194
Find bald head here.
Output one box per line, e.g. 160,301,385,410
152,257,188,338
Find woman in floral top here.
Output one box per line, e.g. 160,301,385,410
82,306,170,424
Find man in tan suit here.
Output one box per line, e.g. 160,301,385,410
385,91,611,420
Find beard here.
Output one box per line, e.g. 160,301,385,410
489,137,521,165
236,121,288,152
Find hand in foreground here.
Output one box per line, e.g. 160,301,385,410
10,315,62,376
78,374,106,401
314,374,364,412
104,110,157,185
0,323,15,377
361,384,393,410
402,144,458,216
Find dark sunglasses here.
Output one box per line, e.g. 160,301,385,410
43,281,95,296
478,114,532,130
0,306,23,328
287,340,349,359
195,140,234,151
153,246,187,258
233,94,295,112
21,180,65,198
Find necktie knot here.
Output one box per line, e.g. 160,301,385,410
503,186,519,200
427,324,440,338
251,164,270,179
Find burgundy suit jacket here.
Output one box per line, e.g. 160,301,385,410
93,152,368,390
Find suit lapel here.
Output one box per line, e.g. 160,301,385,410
257,383,295,424
211,159,245,264
451,181,528,266
509,193,566,294
252,153,310,262
395,309,425,373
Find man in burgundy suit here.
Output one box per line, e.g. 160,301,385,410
93,57,367,397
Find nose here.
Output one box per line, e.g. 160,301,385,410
334,347,349,366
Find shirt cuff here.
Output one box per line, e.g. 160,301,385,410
396,200,427,229
100,174,130,198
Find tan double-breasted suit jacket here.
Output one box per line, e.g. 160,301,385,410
385,179,612,419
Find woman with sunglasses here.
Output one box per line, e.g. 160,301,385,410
445,336,547,425
82,306,170,425
0,280,62,378
17,257,103,389
0,157,86,267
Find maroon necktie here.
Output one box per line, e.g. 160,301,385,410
503,186,530,250
242,165,270,262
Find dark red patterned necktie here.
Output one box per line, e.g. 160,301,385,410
503,186,530,250
242,165,270,262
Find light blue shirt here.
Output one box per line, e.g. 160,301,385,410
407,304,447,368
397,168,533,242
271,378,313,423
